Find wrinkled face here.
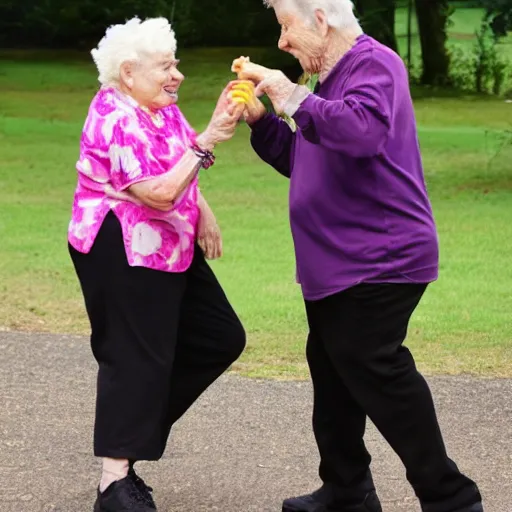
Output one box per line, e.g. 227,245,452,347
121,52,184,110
274,6,327,74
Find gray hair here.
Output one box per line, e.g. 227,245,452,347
264,0,362,31
91,17,177,86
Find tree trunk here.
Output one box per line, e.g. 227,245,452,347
356,0,398,52
414,0,451,86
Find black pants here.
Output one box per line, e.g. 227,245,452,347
305,283,481,512
69,212,246,461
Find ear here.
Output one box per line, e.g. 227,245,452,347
119,61,135,89
314,9,329,37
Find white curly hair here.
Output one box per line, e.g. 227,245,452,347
91,17,177,86
263,0,362,31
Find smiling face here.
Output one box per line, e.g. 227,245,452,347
274,6,328,74
120,52,184,110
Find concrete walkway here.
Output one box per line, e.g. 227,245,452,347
1,332,510,512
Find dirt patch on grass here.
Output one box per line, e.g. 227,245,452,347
456,178,512,193
450,32,476,40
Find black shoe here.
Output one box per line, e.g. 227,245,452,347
453,504,483,512
282,486,382,512
93,472,157,511
129,467,156,509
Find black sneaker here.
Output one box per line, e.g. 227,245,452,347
452,503,483,512
93,472,156,511
282,486,382,512
129,467,156,509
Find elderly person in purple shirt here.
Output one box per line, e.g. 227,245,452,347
230,1,484,512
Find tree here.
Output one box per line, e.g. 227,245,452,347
0,0,280,49
479,0,512,38
354,0,398,52
414,0,451,86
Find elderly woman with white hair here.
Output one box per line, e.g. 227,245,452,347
230,1,484,512
68,17,246,512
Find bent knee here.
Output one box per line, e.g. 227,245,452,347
224,320,246,362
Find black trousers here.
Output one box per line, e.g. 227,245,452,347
305,283,481,512
69,212,246,461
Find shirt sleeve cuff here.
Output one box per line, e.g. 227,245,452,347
248,113,275,132
283,85,311,117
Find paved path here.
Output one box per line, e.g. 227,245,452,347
1,332,511,512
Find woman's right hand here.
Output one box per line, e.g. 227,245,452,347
227,80,267,125
196,85,245,152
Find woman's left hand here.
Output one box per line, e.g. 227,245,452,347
197,195,222,260
237,61,297,115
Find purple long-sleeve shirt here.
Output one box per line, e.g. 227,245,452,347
250,35,439,301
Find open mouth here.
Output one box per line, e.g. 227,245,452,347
164,86,178,100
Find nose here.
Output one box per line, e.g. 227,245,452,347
170,67,184,83
278,33,288,51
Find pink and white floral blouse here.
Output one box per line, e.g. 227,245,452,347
68,86,200,273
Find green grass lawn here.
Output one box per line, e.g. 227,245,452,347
1,10,511,379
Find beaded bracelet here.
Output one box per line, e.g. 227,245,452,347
190,143,216,170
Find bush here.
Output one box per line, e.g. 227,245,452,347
448,20,511,95
403,53,424,86
449,44,478,91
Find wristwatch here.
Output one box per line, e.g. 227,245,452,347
190,143,215,170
